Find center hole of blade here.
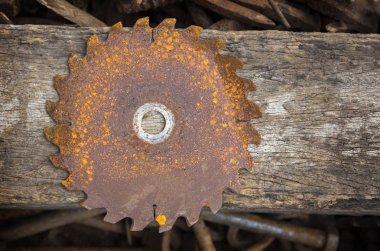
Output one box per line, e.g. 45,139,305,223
141,110,166,135
133,103,175,144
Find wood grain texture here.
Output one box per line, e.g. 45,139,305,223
0,25,380,214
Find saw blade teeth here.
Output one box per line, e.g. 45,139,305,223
184,209,202,227
108,22,125,42
185,25,203,37
248,102,262,119
159,222,173,233
133,16,150,29
221,55,244,70
157,18,176,30
49,154,65,169
67,52,82,72
80,193,102,209
241,78,256,92
53,75,66,95
129,216,150,232
208,194,223,214
156,212,178,233
130,223,145,232
86,34,101,54
80,199,90,209
111,22,123,30
228,176,242,192
62,173,74,190
246,126,261,146
237,98,262,121
44,126,58,145
45,125,73,150
103,211,124,224
46,100,58,120
103,212,116,223
46,15,261,232
207,38,225,54
215,38,225,49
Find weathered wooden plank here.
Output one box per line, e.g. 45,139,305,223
0,25,380,214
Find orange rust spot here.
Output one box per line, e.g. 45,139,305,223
156,214,167,226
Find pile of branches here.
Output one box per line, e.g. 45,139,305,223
0,0,379,33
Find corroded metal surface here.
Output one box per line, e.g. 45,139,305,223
45,17,261,232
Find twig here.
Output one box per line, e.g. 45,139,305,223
0,209,106,241
193,218,216,251
79,216,125,235
37,0,107,27
202,212,327,248
268,0,291,29
0,12,12,24
161,230,172,251
193,0,275,29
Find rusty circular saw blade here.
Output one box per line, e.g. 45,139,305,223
45,17,261,232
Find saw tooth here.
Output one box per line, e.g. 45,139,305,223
185,25,203,37
185,209,202,227
49,154,65,169
236,97,261,121
68,52,82,72
156,212,177,233
207,38,225,54
62,173,74,190
130,222,146,232
133,16,150,29
247,102,262,119
241,78,256,92
245,125,261,146
131,17,152,44
153,18,177,41
86,34,101,55
221,55,244,70
44,126,58,145
157,18,176,30
228,175,242,192
53,75,66,95
44,125,72,149
79,190,104,209
80,199,91,209
111,22,123,30
103,213,117,224
208,194,223,214
108,22,125,42
129,215,151,232
46,100,58,118
159,222,174,233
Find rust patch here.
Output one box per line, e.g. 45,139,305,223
45,17,261,232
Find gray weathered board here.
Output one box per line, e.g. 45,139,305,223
1,25,380,214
